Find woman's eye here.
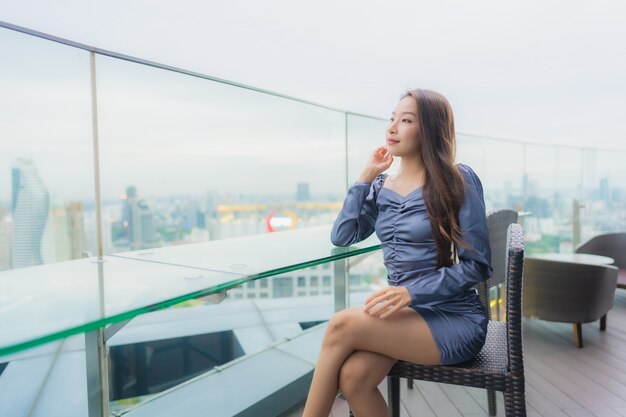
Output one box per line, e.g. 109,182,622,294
389,117,394,122
402,119,411,123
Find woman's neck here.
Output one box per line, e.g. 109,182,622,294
394,154,425,182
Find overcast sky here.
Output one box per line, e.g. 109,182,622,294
2,0,625,150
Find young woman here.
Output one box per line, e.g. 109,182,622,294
302,89,493,417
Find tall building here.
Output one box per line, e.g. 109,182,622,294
123,186,142,250
138,200,155,246
600,177,610,203
11,158,54,268
297,182,310,202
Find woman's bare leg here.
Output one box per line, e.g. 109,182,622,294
338,350,397,417
302,306,440,417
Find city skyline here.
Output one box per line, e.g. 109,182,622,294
1,156,624,273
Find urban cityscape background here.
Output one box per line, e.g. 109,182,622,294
2,149,625,273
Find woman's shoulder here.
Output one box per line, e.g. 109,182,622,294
455,163,484,194
456,163,480,181
456,163,476,176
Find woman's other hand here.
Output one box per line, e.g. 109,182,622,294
358,146,394,183
364,285,411,319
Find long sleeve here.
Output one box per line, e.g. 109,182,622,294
405,164,493,306
330,174,385,247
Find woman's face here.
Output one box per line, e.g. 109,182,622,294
386,96,420,157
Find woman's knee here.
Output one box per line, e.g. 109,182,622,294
324,308,361,345
338,352,372,398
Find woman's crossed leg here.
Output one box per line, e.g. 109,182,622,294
302,305,441,417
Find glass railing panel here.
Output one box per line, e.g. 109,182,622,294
581,148,626,243
458,136,525,213
0,26,94,273
94,54,346,255
0,256,242,356
0,225,380,356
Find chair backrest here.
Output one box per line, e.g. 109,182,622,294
474,209,518,318
487,209,519,288
504,223,525,373
575,232,626,269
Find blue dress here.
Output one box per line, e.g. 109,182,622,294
330,163,493,365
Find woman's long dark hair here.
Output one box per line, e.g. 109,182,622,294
402,89,466,268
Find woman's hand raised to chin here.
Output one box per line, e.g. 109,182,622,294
363,285,412,319
358,146,394,183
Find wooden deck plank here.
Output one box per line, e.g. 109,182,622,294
464,386,506,417
525,383,571,417
413,380,463,417
611,406,626,417
526,321,626,400
399,380,437,417
562,409,597,417
437,383,485,415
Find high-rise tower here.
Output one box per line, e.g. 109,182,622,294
11,158,54,268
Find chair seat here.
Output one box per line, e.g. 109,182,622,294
388,321,509,391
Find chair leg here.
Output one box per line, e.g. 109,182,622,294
573,323,583,348
488,389,497,416
407,378,413,389
600,314,607,331
387,376,400,417
503,383,527,416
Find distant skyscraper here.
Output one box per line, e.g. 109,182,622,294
600,177,610,203
11,158,54,268
138,200,155,246
297,182,310,202
182,201,201,229
123,186,142,250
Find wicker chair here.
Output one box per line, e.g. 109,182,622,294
575,232,626,289
359,223,526,417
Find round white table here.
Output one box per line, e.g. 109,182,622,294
528,252,614,265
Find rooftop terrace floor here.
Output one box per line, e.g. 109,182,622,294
287,290,626,417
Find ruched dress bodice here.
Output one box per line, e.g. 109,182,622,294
331,164,493,309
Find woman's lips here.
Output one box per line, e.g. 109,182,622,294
387,139,400,145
